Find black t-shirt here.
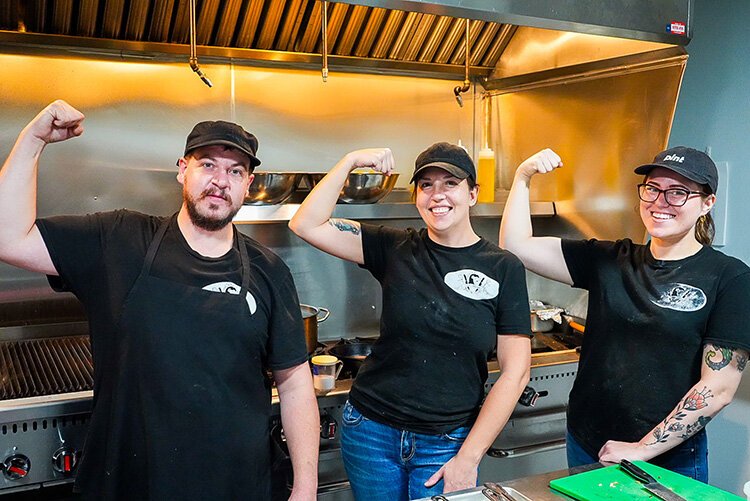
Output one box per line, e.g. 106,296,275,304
562,238,750,456
35,210,307,498
37,209,306,371
349,224,531,434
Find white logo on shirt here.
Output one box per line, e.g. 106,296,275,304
444,269,499,300
203,281,257,314
651,283,706,312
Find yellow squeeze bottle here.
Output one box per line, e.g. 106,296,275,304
477,147,495,203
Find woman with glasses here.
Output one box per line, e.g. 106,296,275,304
499,146,750,481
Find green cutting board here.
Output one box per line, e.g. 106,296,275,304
549,461,743,500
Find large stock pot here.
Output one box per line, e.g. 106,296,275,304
300,304,330,354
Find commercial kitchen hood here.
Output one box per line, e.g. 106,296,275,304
0,0,692,81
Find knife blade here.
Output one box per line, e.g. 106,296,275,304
620,459,688,501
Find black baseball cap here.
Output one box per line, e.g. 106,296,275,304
410,142,476,184
634,146,717,194
183,120,261,168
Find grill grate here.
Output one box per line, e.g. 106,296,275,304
0,336,93,400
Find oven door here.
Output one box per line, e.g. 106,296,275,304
479,410,568,483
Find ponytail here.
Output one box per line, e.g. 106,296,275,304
695,212,715,246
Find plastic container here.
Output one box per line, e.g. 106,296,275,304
477,147,495,203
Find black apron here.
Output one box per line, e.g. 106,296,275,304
76,216,273,500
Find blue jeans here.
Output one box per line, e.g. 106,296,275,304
340,400,471,500
566,429,709,482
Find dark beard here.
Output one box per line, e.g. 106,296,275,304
184,189,240,232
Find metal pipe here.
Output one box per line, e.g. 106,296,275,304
453,18,470,106
188,0,212,87
321,0,329,82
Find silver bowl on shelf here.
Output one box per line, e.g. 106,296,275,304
245,172,301,205
307,171,399,204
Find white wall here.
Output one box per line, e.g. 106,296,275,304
669,0,750,493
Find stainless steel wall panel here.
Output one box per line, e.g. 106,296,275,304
491,61,685,243
491,26,672,81
0,53,476,312
214,0,245,47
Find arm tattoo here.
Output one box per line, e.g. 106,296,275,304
705,344,733,371
645,387,714,445
328,219,360,235
737,353,748,372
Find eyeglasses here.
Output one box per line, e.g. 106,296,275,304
637,183,706,207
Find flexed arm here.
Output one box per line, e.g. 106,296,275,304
499,149,572,285
0,100,85,274
598,344,747,464
288,148,394,264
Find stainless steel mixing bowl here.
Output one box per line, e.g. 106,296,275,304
244,172,300,205
307,171,399,204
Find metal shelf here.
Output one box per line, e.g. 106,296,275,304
233,200,556,223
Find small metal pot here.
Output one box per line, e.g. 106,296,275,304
300,304,330,354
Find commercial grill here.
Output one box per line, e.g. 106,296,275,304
0,297,92,495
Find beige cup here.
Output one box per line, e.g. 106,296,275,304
311,355,343,395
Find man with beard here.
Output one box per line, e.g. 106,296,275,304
0,100,319,500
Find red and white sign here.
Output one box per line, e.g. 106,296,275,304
667,21,686,35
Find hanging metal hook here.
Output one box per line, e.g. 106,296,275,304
321,0,329,82
453,18,471,107
189,0,212,87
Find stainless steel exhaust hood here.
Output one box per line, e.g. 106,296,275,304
0,0,691,81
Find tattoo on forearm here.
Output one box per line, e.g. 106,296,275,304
737,353,748,372
645,387,714,445
705,345,733,371
329,219,360,235
679,416,712,439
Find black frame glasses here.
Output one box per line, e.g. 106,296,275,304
637,183,706,207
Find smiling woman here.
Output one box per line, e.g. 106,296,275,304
499,146,750,482
288,143,532,500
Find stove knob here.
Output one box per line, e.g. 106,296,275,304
52,448,80,475
2,454,31,480
320,413,337,439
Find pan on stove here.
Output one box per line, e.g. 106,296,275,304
325,339,374,378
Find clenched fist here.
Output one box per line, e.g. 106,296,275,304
24,100,85,146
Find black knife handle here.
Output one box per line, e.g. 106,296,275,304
620,459,658,484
